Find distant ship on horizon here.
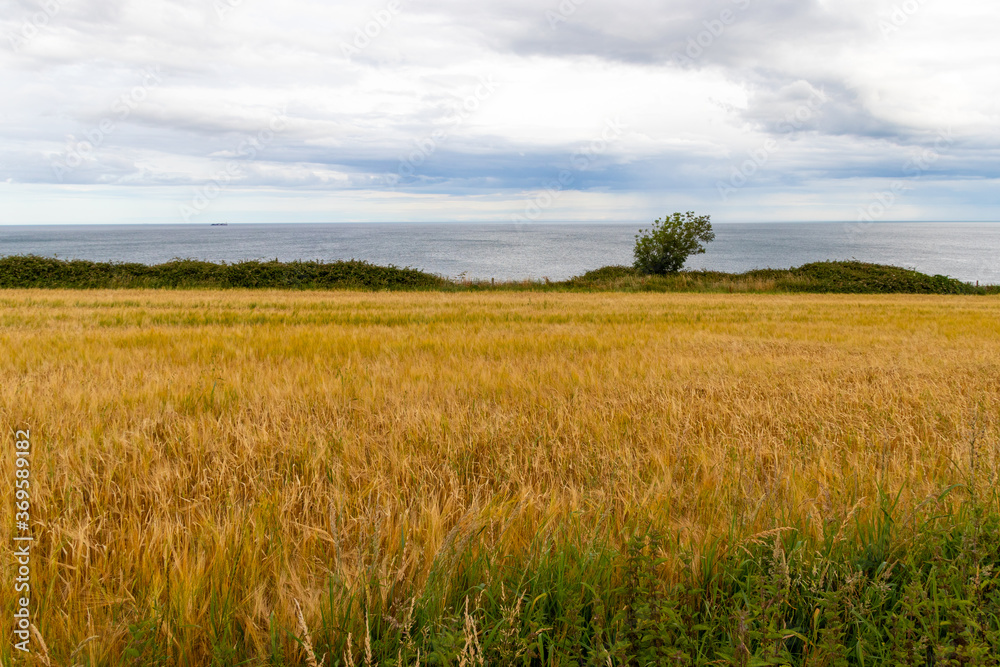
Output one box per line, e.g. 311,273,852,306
210,222,228,226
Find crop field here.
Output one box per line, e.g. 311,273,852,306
2,290,1000,665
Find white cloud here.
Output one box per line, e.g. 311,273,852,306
0,0,997,223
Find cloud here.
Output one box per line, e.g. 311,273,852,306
0,0,997,223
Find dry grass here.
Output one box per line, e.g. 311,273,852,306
1,290,999,663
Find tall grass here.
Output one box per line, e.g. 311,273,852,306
1,291,999,664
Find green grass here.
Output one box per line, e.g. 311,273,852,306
103,486,1000,666
0,255,995,294
389,493,1000,666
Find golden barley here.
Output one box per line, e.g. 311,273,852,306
1,290,998,661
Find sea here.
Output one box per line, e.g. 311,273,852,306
1,221,997,285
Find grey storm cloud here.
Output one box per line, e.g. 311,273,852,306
406,0,928,142
0,0,997,224
422,0,858,67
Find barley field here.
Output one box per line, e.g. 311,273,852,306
2,290,1000,665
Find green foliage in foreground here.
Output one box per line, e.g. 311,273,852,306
0,255,996,294
107,487,1000,666
0,255,447,290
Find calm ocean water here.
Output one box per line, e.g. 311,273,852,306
1,222,997,284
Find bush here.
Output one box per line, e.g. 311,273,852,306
575,265,641,282
633,212,715,275
0,256,448,290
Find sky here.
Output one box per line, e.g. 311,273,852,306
1,0,998,225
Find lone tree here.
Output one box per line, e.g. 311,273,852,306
633,211,715,275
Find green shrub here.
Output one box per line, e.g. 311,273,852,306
576,265,641,281
633,212,716,275
569,261,993,295
1,255,994,294
0,256,447,290
789,261,980,294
